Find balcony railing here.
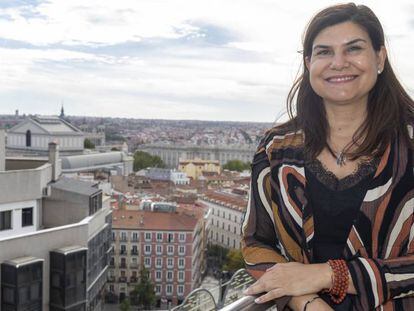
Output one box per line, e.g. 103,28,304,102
119,276,127,283
119,263,127,268
172,269,277,311
130,276,138,283
120,250,127,255
131,250,139,255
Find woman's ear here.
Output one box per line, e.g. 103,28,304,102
377,46,387,71
305,56,311,72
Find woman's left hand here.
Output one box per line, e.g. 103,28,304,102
244,262,332,304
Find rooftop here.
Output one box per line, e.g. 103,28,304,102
112,208,199,231
51,177,101,196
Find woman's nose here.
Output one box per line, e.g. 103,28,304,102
330,53,349,70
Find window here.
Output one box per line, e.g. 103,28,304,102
167,245,174,255
26,130,31,147
179,233,186,242
145,232,152,241
227,237,230,246
228,224,230,231
166,284,173,295
156,245,163,255
22,207,33,227
132,232,139,241
178,258,185,269
144,257,151,268
168,233,174,242
233,240,236,248
166,271,173,281
178,246,185,256
156,232,163,242
120,232,127,241
131,245,138,255
155,285,161,295
89,192,102,215
0,210,12,230
223,211,226,219
178,285,185,296
156,258,162,268
144,245,152,255
155,271,162,281
233,226,236,234
167,258,173,269
228,213,231,220
178,271,185,282
120,244,127,255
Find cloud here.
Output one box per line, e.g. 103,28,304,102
0,0,413,122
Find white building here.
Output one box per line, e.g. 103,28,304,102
6,115,84,155
0,130,111,311
199,191,247,250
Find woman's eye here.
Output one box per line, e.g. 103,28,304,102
347,45,362,52
316,49,331,56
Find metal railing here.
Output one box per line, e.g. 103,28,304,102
172,269,277,311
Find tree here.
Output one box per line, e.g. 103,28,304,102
223,159,250,172
133,150,165,171
130,267,156,308
120,299,131,311
84,138,95,149
223,249,245,272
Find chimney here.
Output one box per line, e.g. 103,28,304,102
48,142,59,181
0,129,5,171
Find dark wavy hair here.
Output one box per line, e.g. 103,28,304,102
286,3,414,159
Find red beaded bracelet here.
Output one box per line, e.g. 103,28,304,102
325,259,349,304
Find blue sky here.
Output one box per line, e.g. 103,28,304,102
0,0,413,122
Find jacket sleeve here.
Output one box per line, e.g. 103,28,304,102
347,253,414,310
241,133,291,310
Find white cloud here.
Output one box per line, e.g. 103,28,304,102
0,0,413,121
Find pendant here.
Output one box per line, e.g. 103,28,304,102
336,152,346,166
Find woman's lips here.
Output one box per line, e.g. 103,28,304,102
325,75,358,83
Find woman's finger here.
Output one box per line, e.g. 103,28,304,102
254,288,285,304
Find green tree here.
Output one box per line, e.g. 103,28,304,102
223,159,250,172
223,249,245,272
133,150,165,171
130,267,156,308
84,138,95,149
120,299,131,311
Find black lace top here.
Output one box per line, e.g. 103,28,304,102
305,157,380,310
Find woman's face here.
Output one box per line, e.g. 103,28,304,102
306,21,386,107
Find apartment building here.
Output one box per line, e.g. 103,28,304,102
178,159,221,180
0,130,111,311
200,190,247,250
108,206,205,308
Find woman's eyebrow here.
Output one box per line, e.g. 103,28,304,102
313,38,367,51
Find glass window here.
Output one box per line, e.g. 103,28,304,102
132,232,139,241
167,258,173,268
167,233,174,243
145,232,152,241
156,245,162,255
178,271,184,281
179,233,186,242
167,245,174,255
22,207,33,227
144,257,151,268
178,246,185,256
166,285,173,295
166,271,173,281
178,258,185,269
0,210,12,230
156,271,162,281
178,285,185,295
156,232,163,241
144,245,152,255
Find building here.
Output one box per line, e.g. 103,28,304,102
200,190,247,250
145,167,190,185
108,205,205,308
0,130,111,311
139,143,256,168
6,115,84,156
61,151,134,176
178,159,221,180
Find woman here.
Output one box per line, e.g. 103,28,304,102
242,3,414,311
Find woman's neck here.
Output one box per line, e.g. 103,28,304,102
324,100,367,147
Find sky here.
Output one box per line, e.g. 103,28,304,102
0,0,413,122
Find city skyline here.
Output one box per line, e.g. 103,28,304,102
0,0,413,122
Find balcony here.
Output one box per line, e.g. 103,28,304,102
119,250,127,255
130,263,138,269
120,236,128,242
119,276,127,283
130,276,138,283
131,250,139,256
119,263,127,269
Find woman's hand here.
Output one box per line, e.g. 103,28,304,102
244,262,332,303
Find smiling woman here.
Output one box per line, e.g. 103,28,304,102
242,3,414,311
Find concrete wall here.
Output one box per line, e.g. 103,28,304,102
42,188,90,228
0,163,52,204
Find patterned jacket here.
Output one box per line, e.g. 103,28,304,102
242,123,414,310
